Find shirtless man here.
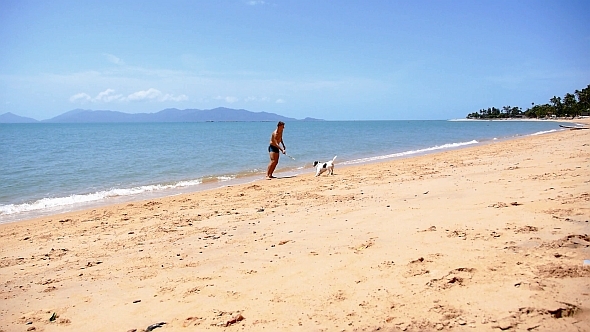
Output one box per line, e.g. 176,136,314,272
267,121,286,179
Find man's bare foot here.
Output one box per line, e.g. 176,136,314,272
266,176,276,180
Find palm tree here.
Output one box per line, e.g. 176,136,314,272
550,96,562,117
575,85,590,115
563,93,577,117
465,84,590,118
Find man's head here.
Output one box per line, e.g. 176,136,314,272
277,121,285,128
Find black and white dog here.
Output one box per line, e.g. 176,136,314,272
313,156,337,177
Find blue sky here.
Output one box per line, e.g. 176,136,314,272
1,1,589,120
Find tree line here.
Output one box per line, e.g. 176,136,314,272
466,84,590,119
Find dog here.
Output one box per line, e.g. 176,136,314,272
313,156,337,177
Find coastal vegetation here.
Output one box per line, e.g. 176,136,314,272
466,84,590,119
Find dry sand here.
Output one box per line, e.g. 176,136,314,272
1,120,589,332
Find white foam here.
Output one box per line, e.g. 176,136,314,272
0,179,204,215
217,175,236,182
530,129,559,136
341,140,479,165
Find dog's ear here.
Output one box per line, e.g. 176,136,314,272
313,161,319,167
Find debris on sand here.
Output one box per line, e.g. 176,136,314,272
146,322,166,331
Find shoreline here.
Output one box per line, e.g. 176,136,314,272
0,119,588,331
452,116,589,122
0,121,570,225
0,137,525,225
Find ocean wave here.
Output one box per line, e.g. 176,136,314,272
201,174,237,183
0,179,205,215
530,129,559,136
341,140,479,165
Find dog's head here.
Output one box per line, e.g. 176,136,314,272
313,161,330,168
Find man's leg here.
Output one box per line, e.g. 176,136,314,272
267,152,279,178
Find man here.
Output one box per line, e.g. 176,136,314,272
267,121,286,179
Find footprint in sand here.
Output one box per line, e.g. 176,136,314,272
182,316,203,327
535,263,590,278
541,234,590,249
426,267,476,290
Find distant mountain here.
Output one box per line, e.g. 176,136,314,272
44,109,139,123
35,107,323,123
0,112,39,123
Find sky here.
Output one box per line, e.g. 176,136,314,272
1,1,589,121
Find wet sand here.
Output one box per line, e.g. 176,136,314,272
1,119,589,332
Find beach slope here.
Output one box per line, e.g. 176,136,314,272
1,121,589,332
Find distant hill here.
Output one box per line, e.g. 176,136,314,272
0,112,39,123
44,109,138,123
43,107,325,123
0,107,322,123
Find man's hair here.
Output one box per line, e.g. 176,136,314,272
277,121,285,127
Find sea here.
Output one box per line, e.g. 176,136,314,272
0,120,566,224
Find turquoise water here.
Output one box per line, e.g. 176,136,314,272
0,120,563,222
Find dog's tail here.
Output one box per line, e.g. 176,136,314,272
332,155,337,162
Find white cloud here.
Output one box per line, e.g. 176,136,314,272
215,95,239,103
68,89,124,103
275,98,285,104
161,94,189,102
126,89,189,102
246,1,266,5
104,53,125,65
95,89,123,102
69,88,188,104
69,93,92,103
245,96,270,102
127,88,161,101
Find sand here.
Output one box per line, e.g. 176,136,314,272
1,120,589,332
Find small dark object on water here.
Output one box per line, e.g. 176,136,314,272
146,322,166,331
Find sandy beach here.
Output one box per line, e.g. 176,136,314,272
1,120,589,332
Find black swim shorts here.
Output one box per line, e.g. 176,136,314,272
268,145,280,153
